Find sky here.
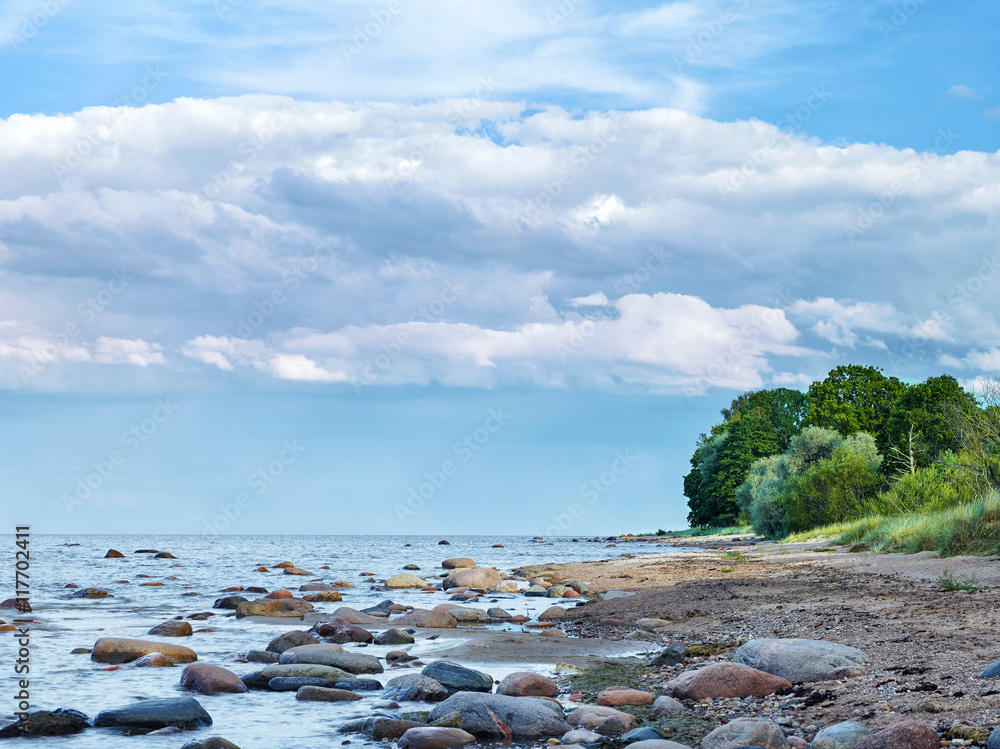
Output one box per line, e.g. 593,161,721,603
0,0,997,535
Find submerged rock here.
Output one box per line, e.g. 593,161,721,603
241,663,352,690
94,697,212,731
279,650,383,674
91,637,197,664
0,709,89,738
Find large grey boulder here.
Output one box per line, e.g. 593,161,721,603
427,692,570,739
734,638,869,683
810,721,871,749
94,697,212,731
278,650,383,674
421,661,493,693
982,657,1000,678
988,726,1000,749
700,717,790,749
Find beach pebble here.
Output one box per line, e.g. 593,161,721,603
664,663,791,701
449,608,488,623
399,726,477,749
329,606,383,624
404,564,421,570
853,720,939,749
295,685,361,701
149,620,193,637
487,607,512,619
598,687,654,707
94,697,212,731
180,663,249,695
382,673,451,702
496,672,559,698
375,628,415,645
154,552,178,559
374,700,400,709
422,661,493,693
283,566,313,576
541,628,567,637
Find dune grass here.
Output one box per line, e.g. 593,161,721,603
784,490,1000,557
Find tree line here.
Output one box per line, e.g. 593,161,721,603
683,365,998,537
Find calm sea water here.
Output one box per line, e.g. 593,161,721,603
1,534,683,747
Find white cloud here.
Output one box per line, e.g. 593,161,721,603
946,85,978,99
568,292,609,307
790,299,953,348
94,337,166,367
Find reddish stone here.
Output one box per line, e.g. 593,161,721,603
219,586,244,592
664,663,791,701
180,662,248,695
597,687,654,707
265,590,293,599
855,721,940,749
133,652,175,667
496,672,559,697
104,549,125,558
148,620,193,637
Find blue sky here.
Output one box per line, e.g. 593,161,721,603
0,1,997,534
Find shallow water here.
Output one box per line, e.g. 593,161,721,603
2,534,684,747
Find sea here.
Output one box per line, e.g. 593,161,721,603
1,534,689,747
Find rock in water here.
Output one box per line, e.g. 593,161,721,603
442,568,502,590
496,672,559,697
214,596,248,609
73,588,113,599
268,677,331,691
664,663,791,700
133,652,175,667
387,573,427,589
180,663,248,695
647,643,686,667
241,664,352,690
622,741,693,749
391,610,458,628
235,599,312,618
279,650,383,674
375,628,415,645
0,709,89,738
421,661,493,693
104,549,125,558
427,692,571,739
733,638,869,683
854,721,939,749
399,726,477,749
180,738,241,749
700,717,789,749
94,697,212,731
295,686,361,701
382,674,451,702
810,721,872,749
442,558,475,569
340,717,427,739
91,637,197,664
265,630,319,654
148,620,193,637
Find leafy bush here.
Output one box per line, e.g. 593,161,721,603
866,452,977,516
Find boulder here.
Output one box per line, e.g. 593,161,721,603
989,727,1000,749
154,551,178,559
0,709,89,738
148,620,193,637
306,591,343,602
700,717,789,749
651,695,685,714
335,678,383,691
279,650,383,674
265,630,318,654
810,721,872,749
854,721,939,749
392,610,458,628
91,637,197,664
283,566,313,576
240,663,352,690
442,568,502,590
245,650,279,663
624,741,693,749
94,697,212,731
636,618,671,630
73,588,113,599
442,558,476,569
329,606,382,624
280,643,346,658
213,596,248,609
180,663,248,695
264,589,293,599
982,657,1000,678
496,672,559,698
665,663,791,700
448,608,488,623
598,687,654,706
235,599,313,619
104,549,125,558
133,652,175,667
265,677,328,691
539,606,567,620
310,618,374,643
399,727,477,749
382,674,451,702
180,738,241,749
428,692,571,739
648,643,687,667
567,705,638,732
487,607,512,619
388,573,428,589
341,717,427,740
734,639,869,684
295,685,361,701
375,628,415,645
623,727,665,742
422,661,493,693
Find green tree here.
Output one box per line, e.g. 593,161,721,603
684,429,728,528
700,411,780,526
885,375,978,470
721,388,809,451
805,365,908,455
